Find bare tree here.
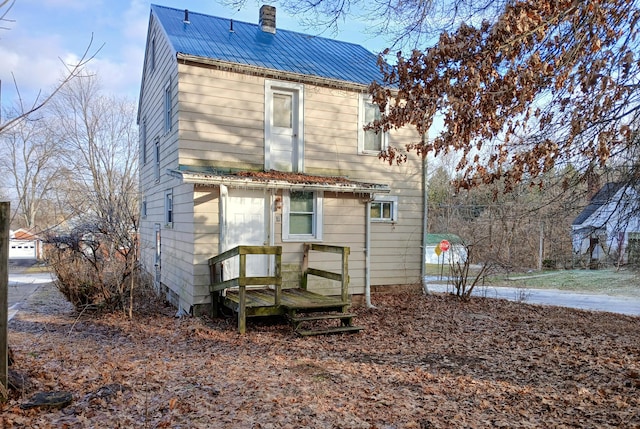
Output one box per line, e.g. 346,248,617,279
0,110,68,229
47,72,140,315
0,37,100,135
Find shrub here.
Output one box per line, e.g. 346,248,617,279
46,229,151,316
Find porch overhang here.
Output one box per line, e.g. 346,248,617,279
169,169,390,194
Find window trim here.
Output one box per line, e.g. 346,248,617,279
154,138,160,182
370,195,398,223
141,117,147,164
141,195,147,219
358,93,388,155
150,37,156,72
282,190,323,242
164,189,173,227
164,80,172,133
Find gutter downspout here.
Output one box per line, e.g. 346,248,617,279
365,199,375,308
421,154,429,295
219,185,228,255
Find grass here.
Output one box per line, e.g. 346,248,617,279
426,264,640,297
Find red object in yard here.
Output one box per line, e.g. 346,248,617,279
439,239,450,252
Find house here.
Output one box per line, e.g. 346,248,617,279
424,233,467,265
9,228,43,260
571,182,640,265
137,4,424,316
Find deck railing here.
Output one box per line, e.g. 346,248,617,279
209,245,282,334
301,243,350,305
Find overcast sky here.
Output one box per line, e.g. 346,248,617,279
0,0,390,108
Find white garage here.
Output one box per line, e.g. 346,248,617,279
9,229,42,260
9,240,38,259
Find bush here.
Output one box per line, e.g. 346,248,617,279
46,231,151,316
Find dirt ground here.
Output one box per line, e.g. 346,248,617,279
3,283,640,428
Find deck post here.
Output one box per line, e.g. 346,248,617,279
274,249,282,306
341,247,350,305
238,253,247,334
301,243,310,290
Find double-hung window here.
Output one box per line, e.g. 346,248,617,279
358,94,387,154
154,139,160,181
141,118,147,164
165,189,173,227
283,190,323,241
164,80,172,133
370,196,398,222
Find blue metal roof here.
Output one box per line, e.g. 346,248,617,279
151,4,384,86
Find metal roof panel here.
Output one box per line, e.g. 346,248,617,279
151,4,384,86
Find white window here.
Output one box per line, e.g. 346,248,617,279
154,139,160,181
141,118,147,164
282,190,323,241
164,80,172,133
358,93,387,154
150,37,156,72
370,195,398,222
165,190,173,226
141,196,147,218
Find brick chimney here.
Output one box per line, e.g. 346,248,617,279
259,5,276,34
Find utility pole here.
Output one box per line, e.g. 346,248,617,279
1,202,9,401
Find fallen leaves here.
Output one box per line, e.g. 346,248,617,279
2,284,639,428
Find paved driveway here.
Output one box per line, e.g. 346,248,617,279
425,280,640,316
8,263,54,321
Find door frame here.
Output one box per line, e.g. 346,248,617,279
219,187,274,278
264,79,304,172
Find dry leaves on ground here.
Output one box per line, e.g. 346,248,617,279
2,284,640,428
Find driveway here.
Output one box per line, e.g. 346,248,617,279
424,279,640,316
8,261,54,321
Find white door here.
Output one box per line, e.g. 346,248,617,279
222,189,269,279
265,80,303,172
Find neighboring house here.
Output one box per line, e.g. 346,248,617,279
9,228,43,260
571,182,640,264
137,5,423,315
425,233,467,265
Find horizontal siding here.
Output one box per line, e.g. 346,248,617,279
177,65,265,170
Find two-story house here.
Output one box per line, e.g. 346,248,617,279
138,4,424,316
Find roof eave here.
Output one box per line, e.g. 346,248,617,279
176,53,380,92
169,169,390,194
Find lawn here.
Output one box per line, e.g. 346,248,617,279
427,264,640,297
3,282,639,428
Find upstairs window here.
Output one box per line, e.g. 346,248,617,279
164,80,172,133
150,37,156,72
141,118,147,164
358,94,387,154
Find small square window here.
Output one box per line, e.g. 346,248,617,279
370,196,398,222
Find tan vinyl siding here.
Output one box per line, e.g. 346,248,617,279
177,65,265,169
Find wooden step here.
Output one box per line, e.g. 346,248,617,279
290,313,356,323
296,325,364,336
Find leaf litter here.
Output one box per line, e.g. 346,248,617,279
2,283,639,428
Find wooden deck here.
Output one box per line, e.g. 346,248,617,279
222,288,350,317
210,244,361,334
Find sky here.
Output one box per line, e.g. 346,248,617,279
0,0,392,108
